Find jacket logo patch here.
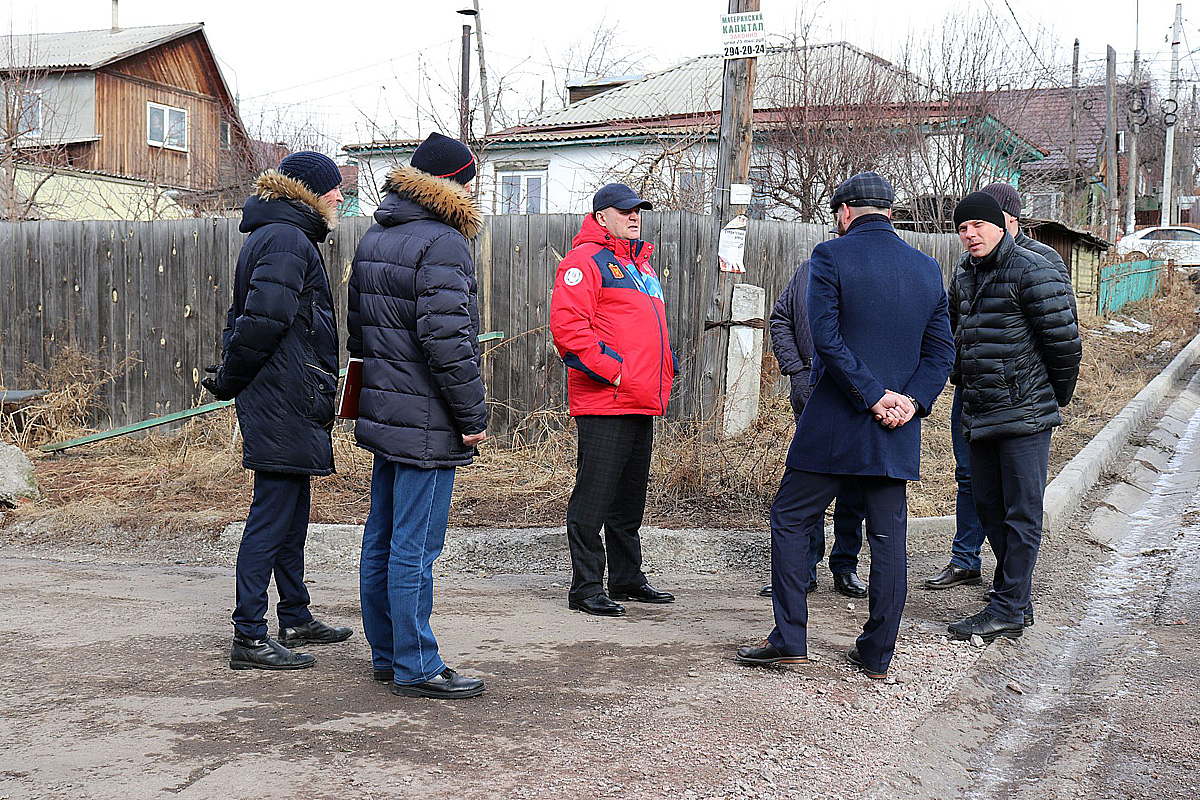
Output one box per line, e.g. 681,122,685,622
608,263,624,279
564,267,583,286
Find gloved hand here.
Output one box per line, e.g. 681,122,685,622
201,364,235,401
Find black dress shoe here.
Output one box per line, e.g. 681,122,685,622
736,641,808,666
373,669,393,682
230,633,316,671
278,618,353,646
568,594,626,616
924,563,983,590
833,572,868,598
392,668,485,699
758,584,773,597
948,610,1024,642
847,647,887,680
610,583,675,604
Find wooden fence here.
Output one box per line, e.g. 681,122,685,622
0,214,962,434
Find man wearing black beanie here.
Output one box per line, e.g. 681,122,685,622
944,192,1081,643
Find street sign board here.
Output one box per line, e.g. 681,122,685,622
721,11,766,59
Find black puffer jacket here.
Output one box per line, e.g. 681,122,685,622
1016,231,1078,324
950,233,1082,442
347,166,487,469
217,171,339,475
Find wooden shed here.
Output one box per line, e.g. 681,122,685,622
1024,218,1111,316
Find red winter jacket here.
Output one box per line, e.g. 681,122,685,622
550,214,675,416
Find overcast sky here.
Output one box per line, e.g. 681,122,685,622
5,0,1197,154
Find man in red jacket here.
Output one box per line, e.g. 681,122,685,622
550,184,677,617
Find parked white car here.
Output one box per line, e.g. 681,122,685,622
1115,225,1200,266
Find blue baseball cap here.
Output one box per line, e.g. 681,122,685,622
592,183,653,213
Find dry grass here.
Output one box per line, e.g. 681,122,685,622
5,277,1198,536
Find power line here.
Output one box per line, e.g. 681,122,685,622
240,38,456,101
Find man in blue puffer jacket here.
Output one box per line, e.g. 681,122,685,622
348,132,488,700
204,151,354,671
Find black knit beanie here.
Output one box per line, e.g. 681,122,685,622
953,191,1007,230
411,132,477,185
278,151,341,196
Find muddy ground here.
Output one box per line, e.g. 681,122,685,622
2,371,1199,800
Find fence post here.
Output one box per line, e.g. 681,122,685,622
721,283,764,438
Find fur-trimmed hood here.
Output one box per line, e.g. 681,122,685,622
379,166,482,239
253,169,339,232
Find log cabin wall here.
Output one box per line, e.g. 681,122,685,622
91,33,231,191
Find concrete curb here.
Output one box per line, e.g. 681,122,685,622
218,330,1200,572
905,328,1200,538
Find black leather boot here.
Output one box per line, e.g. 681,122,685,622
230,632,316,671
278,618,353,646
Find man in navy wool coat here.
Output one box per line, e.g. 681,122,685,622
737,172,954,679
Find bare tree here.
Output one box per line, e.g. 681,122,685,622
543,16,652,109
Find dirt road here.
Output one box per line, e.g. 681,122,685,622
2,380,1199,799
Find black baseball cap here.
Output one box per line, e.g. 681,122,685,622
593,183,653,213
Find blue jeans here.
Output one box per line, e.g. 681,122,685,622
359,456,456,685
949,388,986,571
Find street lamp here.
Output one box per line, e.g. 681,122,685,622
457,8,477,144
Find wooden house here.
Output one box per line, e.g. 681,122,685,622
0,22,254,199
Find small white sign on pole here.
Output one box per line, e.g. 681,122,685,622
721,11,766,59
730,183,752,205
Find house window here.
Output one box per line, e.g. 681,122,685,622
219,120,231,151
679,169,714,213
147,102,188,151
497,171,546,214
17,90,41,138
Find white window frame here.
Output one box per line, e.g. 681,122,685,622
17,89,41,139
495,170,546,215
147,101,188,152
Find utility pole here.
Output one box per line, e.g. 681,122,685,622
1105,45,1118,242
1068,39,1079,222
1126,49,1140,236
457,9,475,144
472,0,493,138
697,0,759,424
1162,3,1182,226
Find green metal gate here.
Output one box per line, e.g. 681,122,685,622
1097,259,1164,316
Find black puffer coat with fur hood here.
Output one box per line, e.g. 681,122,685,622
348,166,487,468
217,171,339,475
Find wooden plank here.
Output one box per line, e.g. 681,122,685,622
486,215,512,434
0,224,16,385
524,212,550,438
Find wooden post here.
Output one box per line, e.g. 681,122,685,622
697,0,758,428
1105,45,1118,242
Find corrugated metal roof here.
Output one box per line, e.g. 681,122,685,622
0,23,203,71
525,42,917,128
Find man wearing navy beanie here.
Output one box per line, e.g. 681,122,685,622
944,191,1081,644
204,150,351,670
409,131,477,185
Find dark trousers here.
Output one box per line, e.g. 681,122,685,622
232,471,314,639
565,415,652,601
948,388,987,571
789,390,865,580
767,468,908,675
968,430,1051,625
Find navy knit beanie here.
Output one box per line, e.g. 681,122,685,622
278,151,342,196
953,191,1007,231
411,132,476,185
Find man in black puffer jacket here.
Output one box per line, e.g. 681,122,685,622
349,132,488,700
205,151,354,671
946,192,1082,644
